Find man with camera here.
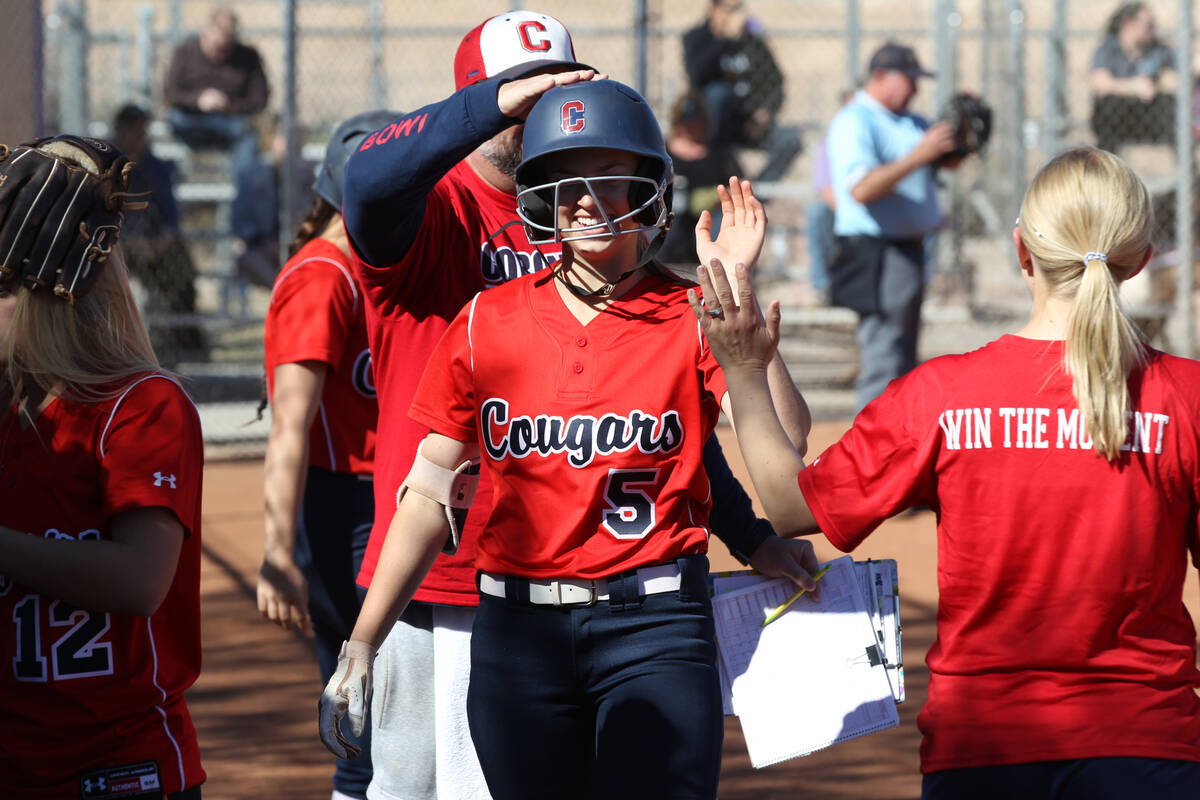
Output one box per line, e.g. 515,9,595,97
826,42,960,412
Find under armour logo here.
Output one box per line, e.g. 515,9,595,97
83,777,107,792
153,471,177,488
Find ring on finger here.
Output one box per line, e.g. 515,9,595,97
706,305,724,318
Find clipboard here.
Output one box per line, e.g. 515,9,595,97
709,556,902,766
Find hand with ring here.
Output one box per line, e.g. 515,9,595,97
687,257,781,376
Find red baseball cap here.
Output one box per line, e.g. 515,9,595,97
454,10,591,91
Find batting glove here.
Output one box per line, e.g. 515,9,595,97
318,639,376,759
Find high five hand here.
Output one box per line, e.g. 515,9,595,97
496,69,605,119
687,258,780,375
694,177,767,306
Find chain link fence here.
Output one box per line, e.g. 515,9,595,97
27,0,1199,446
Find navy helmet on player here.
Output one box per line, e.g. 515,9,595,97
313,109,400,209
515,79,673,247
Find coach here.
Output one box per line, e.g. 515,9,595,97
827,42,958,412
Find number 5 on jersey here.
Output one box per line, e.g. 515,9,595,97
602,468,659,539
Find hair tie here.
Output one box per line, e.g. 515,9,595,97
1083,251,1108,265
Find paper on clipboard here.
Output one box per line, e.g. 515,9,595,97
710,556,899,767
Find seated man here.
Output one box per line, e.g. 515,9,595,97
164,6,269,179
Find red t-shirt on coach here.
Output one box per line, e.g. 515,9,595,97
0,375,205,797
353,159,560,604
798,335,1200,773
410,271,727,578
264,237,377,476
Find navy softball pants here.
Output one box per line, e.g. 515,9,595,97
294,466,375,798
467,554,724,800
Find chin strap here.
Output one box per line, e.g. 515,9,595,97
555,231,666,299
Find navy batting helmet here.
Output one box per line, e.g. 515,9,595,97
313,109,400,209
515,79,673,246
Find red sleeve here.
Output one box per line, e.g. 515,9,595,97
407,296,479,443
99,376,204,537
798,368,939,551
265,254,358,371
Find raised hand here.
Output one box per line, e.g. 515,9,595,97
694,177,767,305
687,257,780,375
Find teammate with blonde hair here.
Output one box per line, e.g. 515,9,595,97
0,137,205,798
693,146,1200,799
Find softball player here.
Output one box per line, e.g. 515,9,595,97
259,110,395,800
0,137,204,797
699,146,1200,799
321,78,818,800
329,12,815,800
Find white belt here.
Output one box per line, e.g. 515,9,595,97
478,563,683,607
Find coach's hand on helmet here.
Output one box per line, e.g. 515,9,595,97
497,68,606,120
319,639,377,759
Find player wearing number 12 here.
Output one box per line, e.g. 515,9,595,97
0,136,204,797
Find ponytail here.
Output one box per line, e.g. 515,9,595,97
1064,254,1146,459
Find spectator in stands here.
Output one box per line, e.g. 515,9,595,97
111,104,205,363
164,6,269,181
1089,2,1176,154
659,91,743,266
683,0,801,183
229,114,313,314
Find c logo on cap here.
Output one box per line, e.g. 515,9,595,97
517,21,551,52
561,100,585,134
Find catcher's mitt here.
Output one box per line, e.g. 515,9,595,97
937,92,993,167
0,134,146,302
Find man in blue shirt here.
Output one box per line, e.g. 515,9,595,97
827,42,957,411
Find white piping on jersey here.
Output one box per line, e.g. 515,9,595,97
317,400,337,471
694,318,706,353
466,293,482,372
147,617,188,792
270,255,359,315
99,374,198,459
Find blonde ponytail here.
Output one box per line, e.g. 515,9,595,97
1017,147,1151,461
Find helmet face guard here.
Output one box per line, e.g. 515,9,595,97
516,79,674,247
516,173,669,245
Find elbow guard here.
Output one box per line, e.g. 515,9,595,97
396,449,480,555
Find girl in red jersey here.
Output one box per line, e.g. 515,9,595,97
319,79,818,799
697,146,1200,800
258,111,394,800
0,145,204,797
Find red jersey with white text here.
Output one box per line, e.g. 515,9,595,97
265,237,377,475
0,375,205,797
354,159,559,601
797,335,1200,772
409,271,727,577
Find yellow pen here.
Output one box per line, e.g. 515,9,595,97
761,564,832,628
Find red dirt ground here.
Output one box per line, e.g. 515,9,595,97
193,421,1199,799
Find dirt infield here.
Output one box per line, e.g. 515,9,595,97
193,421,1199,799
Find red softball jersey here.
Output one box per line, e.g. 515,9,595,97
798,335,1200,772
265,237,377,475
409,270,727,578
0,374,204,797
354,159,560,602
